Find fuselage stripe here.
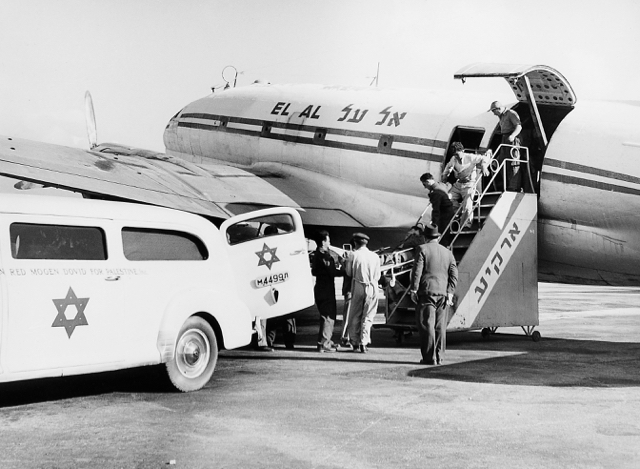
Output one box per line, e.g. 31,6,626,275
544,158,640,185
178,114,447,147
176,114,447,162
542,172,640,196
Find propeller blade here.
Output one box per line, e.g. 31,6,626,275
84,91,98,149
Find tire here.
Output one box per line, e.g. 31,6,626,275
165,316,218,392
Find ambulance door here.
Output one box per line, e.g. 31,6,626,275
221,207,313,319
2,219,126,374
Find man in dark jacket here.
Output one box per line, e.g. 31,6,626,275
420,173,455,234
311,230,343,352
409,225,458,365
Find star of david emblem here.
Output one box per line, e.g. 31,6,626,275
255,243,280,270
51,287,89,338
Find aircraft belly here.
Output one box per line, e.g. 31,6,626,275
538,178,640,285
246,163,425,228
169,125,441,227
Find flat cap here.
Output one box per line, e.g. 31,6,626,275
489,100,503,111
352,232,370,241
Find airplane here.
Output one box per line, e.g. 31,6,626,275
1,63,639,286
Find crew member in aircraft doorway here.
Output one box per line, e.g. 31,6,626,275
409,225,458,366
311,230,344,353
345,233,381,353
490,101,523,191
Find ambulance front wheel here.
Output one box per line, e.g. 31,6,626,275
166,316,219,392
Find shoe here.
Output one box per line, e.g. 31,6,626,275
419,359,436,365
351,344,360,352
317,345,337,353
456,222,472,233
359,344,368,353
256,346,274,352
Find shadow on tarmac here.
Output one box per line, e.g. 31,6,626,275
407,331,640,388
244,325,640,388
288,301,640,388
0,365,173,408
4,305,639,407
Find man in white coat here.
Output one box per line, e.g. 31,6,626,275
345,232,381,353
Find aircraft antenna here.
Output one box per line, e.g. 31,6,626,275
369,62,380,87
84,91,98,149
222,65,238,89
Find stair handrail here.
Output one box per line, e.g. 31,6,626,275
378,144,534,322
379,144,533,279
441,144,533,248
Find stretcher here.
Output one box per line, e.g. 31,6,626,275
373,247,419,342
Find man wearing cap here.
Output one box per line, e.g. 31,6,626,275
409,225,458,365
420,172,455,235
345,232,381,353
490,100,522,191
441,142,491,230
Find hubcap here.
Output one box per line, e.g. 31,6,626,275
176,329,210,378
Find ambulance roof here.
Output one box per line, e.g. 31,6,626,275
0,194,215,229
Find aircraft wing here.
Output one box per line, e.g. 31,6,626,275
0,136,299,219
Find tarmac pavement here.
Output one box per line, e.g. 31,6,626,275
1,283,639,468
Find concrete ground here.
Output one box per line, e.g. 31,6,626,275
1,283,639,468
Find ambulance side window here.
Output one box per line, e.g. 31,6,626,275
122,228,208,261
226,214,295,245
10,223,107,260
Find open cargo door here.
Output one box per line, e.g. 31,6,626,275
454,63,577,148
455,64,578,192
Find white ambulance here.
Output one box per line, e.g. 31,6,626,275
0,194,313,391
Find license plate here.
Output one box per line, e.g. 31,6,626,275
254,271,289,288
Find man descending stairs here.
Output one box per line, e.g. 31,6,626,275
377,143,541,341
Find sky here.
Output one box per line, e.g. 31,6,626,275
1,0,639,152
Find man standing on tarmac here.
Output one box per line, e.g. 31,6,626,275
409,225,458,365
345,233,381,353
420,172,455,234
311,230,343,353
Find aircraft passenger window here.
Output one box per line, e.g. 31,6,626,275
122,228,208,261
378,135,394,153
226,213,295,245
10,223,107,260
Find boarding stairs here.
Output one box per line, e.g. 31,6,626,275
376,144,541,341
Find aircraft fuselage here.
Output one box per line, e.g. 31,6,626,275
163,84,640,286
